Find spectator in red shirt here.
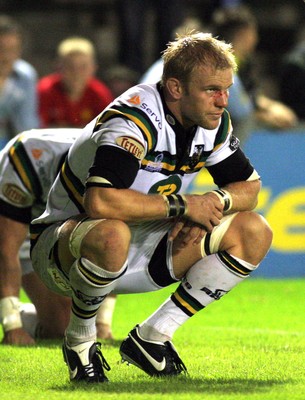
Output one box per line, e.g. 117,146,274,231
38,36,114,128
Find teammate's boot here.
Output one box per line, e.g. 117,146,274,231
120,325,187,377
62,338,110,383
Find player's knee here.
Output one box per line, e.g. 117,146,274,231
245,212,272,242
82,219,131,259
239,212,273,253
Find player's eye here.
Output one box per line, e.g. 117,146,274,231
205,88,229,97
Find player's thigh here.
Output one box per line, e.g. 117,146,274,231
171,213,239,278
22,271,71,312
115,219,177,293
22,270,70,335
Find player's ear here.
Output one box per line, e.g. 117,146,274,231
165,78,183,99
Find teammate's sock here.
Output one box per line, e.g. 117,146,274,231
66,257,127,345
140,252,258,341
96,294,116,327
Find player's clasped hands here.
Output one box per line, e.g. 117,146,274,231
168,192,224,246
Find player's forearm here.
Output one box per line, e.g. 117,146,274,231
0,254,23,333
0,253,22,298
84,187,168,222
221,179,261,213
0,217,31,296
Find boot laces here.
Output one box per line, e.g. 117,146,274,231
84,342,111,378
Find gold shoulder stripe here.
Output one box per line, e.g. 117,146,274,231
61,163,83,207
86,176,113,186
101,109,153,150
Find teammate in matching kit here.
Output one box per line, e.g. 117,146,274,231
0,128,116,345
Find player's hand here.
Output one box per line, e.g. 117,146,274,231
169,218,207,248
183,192,224,231
256,99,298,129
1,328,35,346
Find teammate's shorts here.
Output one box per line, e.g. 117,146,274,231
31,213,238,296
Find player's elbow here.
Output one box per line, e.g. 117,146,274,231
249,196,259,211
83,190,104,218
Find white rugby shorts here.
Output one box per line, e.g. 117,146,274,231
31,214,238,296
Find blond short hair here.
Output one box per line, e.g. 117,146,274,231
57,37,95,58
161,31,237,86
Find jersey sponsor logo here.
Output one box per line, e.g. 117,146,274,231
229,135,240,151
141,103,162,129
145,153,163,172
128,95,141,105
149,175,182,195
31,148,43,160
3,183,28,205
116,136,145,160
188,145,205,169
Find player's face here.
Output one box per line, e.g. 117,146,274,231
60,52,96,94
0,34,21,78
179,66,233,130
233,26,258,61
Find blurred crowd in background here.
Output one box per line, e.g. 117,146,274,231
0,0,304,146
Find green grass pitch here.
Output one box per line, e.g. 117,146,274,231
0,278,304,400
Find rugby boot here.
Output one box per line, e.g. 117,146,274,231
62,338,110,383
120,325,187,377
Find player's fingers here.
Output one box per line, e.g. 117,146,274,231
214,208,223,221
210,214,221,228
193,228,207,245
168,220,185,241
178,226,206,248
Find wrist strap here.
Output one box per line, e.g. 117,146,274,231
0,296,22,332
163,194,188,217
211,189,232,212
